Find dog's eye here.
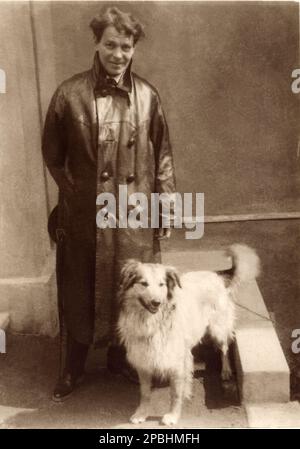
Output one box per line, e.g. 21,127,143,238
140,281,149,287
159,282,166,287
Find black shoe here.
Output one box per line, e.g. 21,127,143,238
52,373,84,402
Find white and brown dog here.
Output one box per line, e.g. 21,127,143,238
117,244,260,426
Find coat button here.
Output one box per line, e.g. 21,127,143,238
127,137,135,148
127,174,135,183
101,171,110,181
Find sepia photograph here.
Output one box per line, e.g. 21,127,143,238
0,0,299,431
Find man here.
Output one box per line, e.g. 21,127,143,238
43,7,176,401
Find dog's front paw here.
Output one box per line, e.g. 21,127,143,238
162,412,179,426
130,408,149,424
130,414,146,424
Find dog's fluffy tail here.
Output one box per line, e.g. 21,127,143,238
226,244,260,288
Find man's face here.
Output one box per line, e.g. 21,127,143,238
97,25,135,76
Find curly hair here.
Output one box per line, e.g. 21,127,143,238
90,7,145,45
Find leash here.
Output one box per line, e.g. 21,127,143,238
233,292,294,334
235,301,274,322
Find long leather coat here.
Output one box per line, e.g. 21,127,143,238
42,53,176,345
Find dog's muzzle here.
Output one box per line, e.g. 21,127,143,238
138,297,161,314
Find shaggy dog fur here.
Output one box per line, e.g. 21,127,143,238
117,244,260,426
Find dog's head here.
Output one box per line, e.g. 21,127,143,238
119,259,181,314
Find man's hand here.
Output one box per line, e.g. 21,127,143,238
157,228,171,240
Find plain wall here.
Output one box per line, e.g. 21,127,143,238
0,1,50,278
39,0,300,216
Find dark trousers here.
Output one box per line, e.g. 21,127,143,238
61,332,89,379
60,332,126,379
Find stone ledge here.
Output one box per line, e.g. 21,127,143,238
0,312,9,331
234,325,290,403
162,249,232,272
234,280,290,403
0,250,58,337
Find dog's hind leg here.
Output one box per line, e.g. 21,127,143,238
130,369,152,424
208,310,234,381
220,343,232,381
183,350,193,400
162,374,184,426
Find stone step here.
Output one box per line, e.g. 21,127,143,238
161,250,290,404
235,325,290,403
161,249,232,272
234,282,290,403
245,402,300,428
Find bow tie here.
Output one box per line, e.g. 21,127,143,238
95,77,128,98
106,78,118,87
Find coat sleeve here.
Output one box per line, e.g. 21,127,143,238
150,93,177,226
150,93,176,195
42,86,75,196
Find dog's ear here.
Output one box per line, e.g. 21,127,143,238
119,259,141,292
165,266,181,300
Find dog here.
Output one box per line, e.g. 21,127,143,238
117,244,260,426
